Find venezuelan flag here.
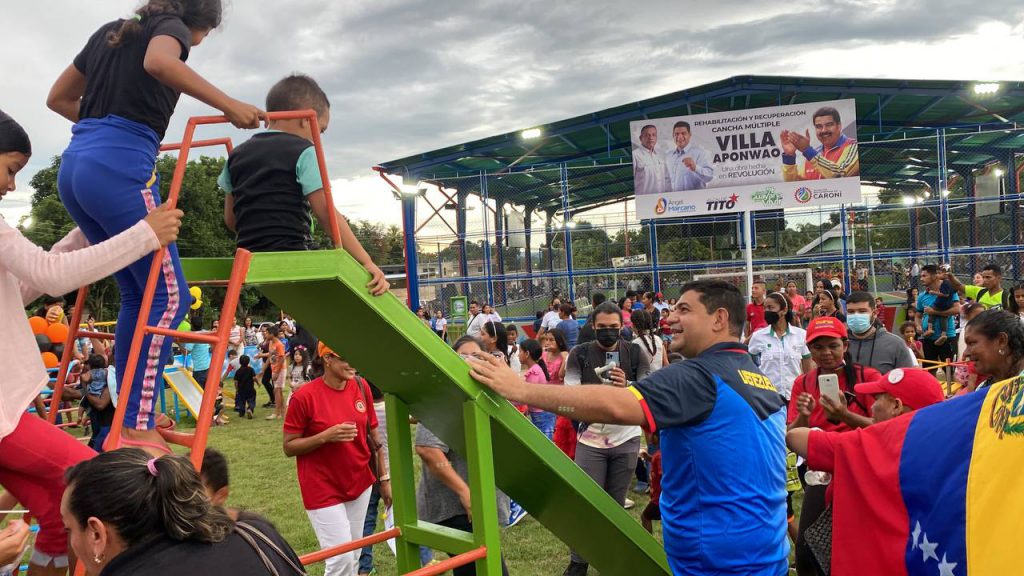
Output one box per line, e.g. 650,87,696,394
897,375,1023,575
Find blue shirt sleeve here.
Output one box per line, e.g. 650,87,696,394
295,146,324,196
632,361,718,430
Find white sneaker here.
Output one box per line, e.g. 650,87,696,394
624,498,635,510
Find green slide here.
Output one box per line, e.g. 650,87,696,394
183,250,670,575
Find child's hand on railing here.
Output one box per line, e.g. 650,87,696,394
143,204,185,247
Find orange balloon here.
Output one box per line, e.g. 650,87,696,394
41,352,59,369
29,316,48,335
46,322,69,345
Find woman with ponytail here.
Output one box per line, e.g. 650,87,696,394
518,339,557,439
0,109,183,576
47,0,266,454
61,449,303,575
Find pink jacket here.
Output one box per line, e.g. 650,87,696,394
0,217,159,441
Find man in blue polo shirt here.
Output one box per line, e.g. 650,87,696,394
469,280,789,575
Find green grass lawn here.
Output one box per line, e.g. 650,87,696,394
165,396,664,576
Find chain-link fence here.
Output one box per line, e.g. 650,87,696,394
407,126,1024,320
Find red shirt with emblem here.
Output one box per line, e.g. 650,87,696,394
284,376,378,509
746,301,767,333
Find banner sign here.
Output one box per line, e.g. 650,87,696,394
449,296,468,324
611,254,648,267
631,99,862,218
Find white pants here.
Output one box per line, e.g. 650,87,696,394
306,486,373,576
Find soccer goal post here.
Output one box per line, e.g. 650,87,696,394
694,268,815,292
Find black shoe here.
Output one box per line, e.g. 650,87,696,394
563,561,588,576
262,402,275,408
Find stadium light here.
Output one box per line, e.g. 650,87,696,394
942,189,952,197
902,196,916,206
973,82,1000,95
995,168,1005,177
521,128,542,139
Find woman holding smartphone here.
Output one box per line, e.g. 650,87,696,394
786,316,877,576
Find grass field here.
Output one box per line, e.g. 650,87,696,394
156,396,666,576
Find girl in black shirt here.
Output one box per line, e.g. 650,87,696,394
46,0,265,455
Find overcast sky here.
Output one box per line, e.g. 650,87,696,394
3,0,1024,231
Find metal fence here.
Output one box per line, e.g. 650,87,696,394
403,125,1024,320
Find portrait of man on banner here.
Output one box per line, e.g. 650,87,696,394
780,106,860,181
632,124,670,195
665,120,714,191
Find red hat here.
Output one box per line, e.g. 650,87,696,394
805,316,847,342
854,368,945,411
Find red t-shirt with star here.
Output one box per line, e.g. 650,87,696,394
284,377,378,509
806,418,913,576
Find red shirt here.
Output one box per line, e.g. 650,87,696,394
746,301,767,333
659,318,671,336
807,419,913,576
284,377,378,509
786,367,878,433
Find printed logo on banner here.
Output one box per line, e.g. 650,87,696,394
706,194,739,212
750,186,782,207
655,197,697,215
794,187,813,204
814,188,843,200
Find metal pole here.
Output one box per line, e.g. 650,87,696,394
868,209,878,295
937,129,952,263
743,211,754,303
648,219,661,293
560,163,576,303
457,190,469,299
480,172,494,307
402,192,420,310
840,205,851,296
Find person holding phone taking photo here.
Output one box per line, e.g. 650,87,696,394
786,317,877,576
560,301,650,576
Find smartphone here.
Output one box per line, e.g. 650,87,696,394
605,351,620,368
818,374,841,405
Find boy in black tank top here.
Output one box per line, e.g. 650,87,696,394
219,74,389,296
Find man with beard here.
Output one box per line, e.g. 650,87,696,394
468,281,789,576
781,106,860,181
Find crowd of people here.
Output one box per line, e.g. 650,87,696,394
1,0,1020,573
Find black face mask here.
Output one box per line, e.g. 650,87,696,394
763,311,781,326
595,328,619,348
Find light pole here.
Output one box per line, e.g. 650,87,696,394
866,207,878,295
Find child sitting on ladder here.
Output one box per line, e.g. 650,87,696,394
218,74,389,296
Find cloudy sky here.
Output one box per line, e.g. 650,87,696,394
4,0,1024,230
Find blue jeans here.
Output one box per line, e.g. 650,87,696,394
59,115,190,431
529,411,556,439
358,483,381,574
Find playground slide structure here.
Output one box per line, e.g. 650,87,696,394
163,365,205,420
50,113,669,575
182,249,671,575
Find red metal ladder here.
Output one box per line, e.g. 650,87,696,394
50,112,338,472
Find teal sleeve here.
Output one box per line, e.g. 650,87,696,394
295,146,324,196
217,162,233,194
